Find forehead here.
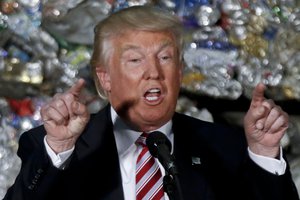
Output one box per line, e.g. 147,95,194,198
113,30,177,51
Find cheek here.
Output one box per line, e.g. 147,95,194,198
110,72,140,96
169,70,182,89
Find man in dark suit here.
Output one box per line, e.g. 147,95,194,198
4,5,299,200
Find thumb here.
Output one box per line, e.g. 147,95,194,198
72,101,90,121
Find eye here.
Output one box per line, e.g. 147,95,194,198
129,58,142,63
122,50,143,66
126,56,144,67
161,55,171,60
159,54,173,63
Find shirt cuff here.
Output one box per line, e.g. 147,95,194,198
44,136,74,168
248,147,286,175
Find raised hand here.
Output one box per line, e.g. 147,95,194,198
40,78,90,153
243,83,289,158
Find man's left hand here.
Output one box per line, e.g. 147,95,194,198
244,83,289,158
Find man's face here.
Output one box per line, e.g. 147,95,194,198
97,30,183,132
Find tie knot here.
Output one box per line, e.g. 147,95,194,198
136,132,148,146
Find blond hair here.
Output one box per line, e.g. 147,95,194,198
90,5,184,99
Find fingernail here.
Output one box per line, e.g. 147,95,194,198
258,107,265,114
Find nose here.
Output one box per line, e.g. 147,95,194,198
143,57,163,80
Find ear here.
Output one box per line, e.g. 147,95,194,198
96,67,111,92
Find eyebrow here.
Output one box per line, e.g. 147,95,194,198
121,44,140,53
120,40,174,54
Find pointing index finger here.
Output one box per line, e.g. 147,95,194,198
250,82,266,107
68,78,86,97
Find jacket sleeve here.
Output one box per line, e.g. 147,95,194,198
241,153,300,200
3,126,64,200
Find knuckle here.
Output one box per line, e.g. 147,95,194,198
54,99,64,108
64,93,75,101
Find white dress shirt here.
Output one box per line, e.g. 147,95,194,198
44,106,286,199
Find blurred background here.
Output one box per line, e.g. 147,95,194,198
0,0,299,198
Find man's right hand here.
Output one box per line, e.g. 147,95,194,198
40,78,90,153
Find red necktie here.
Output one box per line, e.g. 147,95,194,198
136,132,165,200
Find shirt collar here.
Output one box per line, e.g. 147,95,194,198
110,106,173,155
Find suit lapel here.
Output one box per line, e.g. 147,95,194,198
72,105,125,200
66,108,212,200
172,112,215,200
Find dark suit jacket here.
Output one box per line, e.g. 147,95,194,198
4,105,299,200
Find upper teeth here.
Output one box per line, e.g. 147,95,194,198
148,88,160,93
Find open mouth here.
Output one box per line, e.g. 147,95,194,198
144,88,161,101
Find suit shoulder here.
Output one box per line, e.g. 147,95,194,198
173,112,224,129
83,105,111,131
19,125,47,145
173,112,245,145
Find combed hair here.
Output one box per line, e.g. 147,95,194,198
90,5,184,99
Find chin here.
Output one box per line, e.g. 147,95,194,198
144,109,173,123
